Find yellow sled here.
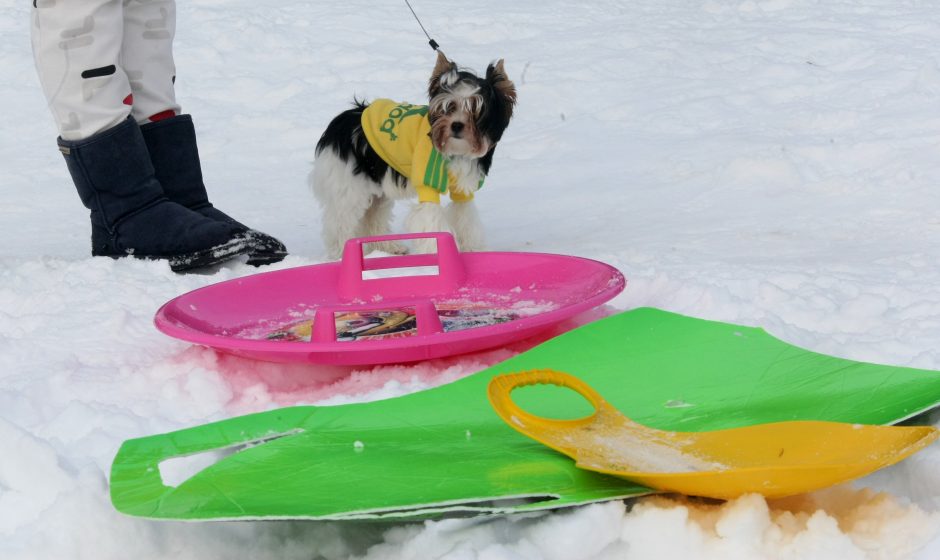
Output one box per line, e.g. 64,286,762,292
488,369,939,499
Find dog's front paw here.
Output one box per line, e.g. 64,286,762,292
413,238,440,254
445,201,485,252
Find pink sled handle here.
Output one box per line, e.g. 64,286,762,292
337,232,467,300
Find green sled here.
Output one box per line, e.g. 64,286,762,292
110,308,940,521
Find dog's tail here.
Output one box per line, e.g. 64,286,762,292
315,99,369,156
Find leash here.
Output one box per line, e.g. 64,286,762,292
403,0,440,51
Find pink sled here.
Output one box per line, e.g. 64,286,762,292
155,232,625,366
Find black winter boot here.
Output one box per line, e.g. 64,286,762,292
58,117,253,272
140,114,288,266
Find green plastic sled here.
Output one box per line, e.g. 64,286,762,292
110,308,940,520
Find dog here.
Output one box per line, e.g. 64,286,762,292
310,51,516,258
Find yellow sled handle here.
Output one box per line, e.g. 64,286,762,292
487,369,614,455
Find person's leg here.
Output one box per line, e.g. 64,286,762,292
31,1,251,272
31,0,132,140
123,0,287,265
120,0,180,125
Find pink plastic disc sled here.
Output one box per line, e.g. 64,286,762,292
155,233,626,365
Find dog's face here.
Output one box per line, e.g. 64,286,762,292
427,52,517,158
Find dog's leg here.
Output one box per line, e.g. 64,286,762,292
310,149,374,260
361,196,408,255
446,200,485,251
405,202,452,254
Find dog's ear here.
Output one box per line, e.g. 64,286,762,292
487,59,517,120
429,51,457,98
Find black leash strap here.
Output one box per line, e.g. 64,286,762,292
404,0,440,51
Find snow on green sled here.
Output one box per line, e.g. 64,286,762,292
110,308,940,520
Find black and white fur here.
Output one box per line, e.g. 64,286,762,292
310,52,517,258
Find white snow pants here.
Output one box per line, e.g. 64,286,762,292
31,0,181,141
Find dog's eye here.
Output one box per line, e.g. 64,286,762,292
467,96,483,116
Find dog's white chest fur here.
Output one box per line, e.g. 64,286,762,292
446,156,483,197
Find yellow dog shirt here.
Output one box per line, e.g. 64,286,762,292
361,99,479,204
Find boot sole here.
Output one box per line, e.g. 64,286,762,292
168,236,253,272
94,236,253,273
246,251,288,267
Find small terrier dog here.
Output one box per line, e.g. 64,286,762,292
311,52,516,258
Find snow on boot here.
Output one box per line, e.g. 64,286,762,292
140,114,288,266
58,117,252,272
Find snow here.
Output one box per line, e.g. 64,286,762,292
578,430,729,474
2,0,940,558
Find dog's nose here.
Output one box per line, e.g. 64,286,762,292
450,121,465,136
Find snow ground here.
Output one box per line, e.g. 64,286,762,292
2,0,940,558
